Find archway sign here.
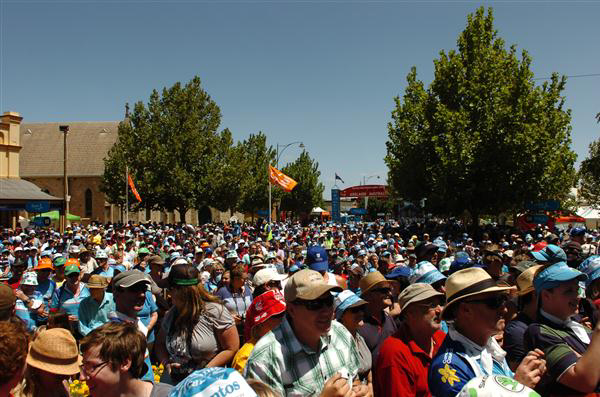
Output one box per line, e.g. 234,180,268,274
339,185,388,198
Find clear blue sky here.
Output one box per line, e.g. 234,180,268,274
2,1,598,199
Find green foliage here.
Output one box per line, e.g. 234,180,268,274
102,77,222,222
579,137,600,209
237,132,276,215
280,151,325,217
358,197,394,220
385,7,576,225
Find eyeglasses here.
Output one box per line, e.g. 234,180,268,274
266,281,281,289
80,361,109,376
414,300,445,311
465,294,509,310
295,294,334,311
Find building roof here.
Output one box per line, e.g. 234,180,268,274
0,178,62,201
20,121,120,177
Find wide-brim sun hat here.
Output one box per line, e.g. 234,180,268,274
284,269,342,302
441,267,515,320
359,271,399,296
398,282,444,312
27,328,82,376
516,265,543,296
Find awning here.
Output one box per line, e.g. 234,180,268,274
0,178,62,201
39,210,81,221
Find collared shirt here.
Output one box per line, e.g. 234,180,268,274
428,326,513,397
50,283,90,320
244,316,359,396
358,310,397,364
375,323,446,397
108,310,155,383
524,310,595,396
78,292,116,336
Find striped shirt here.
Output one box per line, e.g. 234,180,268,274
244,316,359,396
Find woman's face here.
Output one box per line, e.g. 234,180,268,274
221,271,231,286
231,273,247,290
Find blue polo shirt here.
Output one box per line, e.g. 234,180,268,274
78,292,116,336
137,291,158,343
51,284,90,320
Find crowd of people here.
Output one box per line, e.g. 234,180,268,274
0,219,599,397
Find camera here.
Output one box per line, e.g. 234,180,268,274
59,125,69,132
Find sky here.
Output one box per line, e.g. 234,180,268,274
1,0,599,200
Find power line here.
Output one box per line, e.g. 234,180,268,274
534,73,600,81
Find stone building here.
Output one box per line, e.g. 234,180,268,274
20,116,243,225
0,111,62,228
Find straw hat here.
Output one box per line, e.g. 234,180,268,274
516,265,543,296
359,271,398,296
441,267,515,320
87,275,109,289
26,328,82,375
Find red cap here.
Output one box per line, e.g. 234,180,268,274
244,290,286,340
532,241,548,252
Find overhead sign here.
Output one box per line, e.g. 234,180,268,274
524,200,560,211
331,189,341,222
256,210,269,217
340,185,388,198
348,208,367,215
25,201,50,213
32,217,52,227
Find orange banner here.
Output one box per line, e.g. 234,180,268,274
128,174,142,202
269,165,298,192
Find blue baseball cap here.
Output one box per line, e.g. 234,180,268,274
385,266,412,280
529,244,567,264
533,262,587,293
168,367,257,397
449,252,471,275
570,227,586,237
306,246,329,272
333,290,367,321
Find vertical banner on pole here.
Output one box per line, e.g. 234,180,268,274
331,188,341,223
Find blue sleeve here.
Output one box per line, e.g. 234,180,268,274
428,353,476,397
147,291,158,313
50,287,60,310
78,299,92,336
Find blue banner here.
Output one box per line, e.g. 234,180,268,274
25,201,50,213
348,207,367,215
331,189,341,223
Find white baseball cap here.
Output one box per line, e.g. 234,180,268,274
252,268,286,287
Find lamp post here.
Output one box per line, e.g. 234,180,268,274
362,174,380,210
59,125,69,232
269,141,304,223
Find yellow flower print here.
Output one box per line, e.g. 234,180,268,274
438,364,460,386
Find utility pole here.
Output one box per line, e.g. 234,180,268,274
59,125,69,232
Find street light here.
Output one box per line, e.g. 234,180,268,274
269,141,305,223
362,174,380,210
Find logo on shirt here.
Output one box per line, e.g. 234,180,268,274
438,364,460,387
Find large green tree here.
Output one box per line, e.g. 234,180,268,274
280,151,325,218
102,77,222,222
385,7,576,227
237,132,276,216
579,115,600,208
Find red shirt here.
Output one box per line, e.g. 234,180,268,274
374,323,446,397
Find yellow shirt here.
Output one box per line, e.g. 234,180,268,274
232,342,255,373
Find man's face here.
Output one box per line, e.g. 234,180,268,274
80,345,120,397
11,262,26,277
364,284,393,308
460,292,509,336
543,280,580,320
115,283,147,314
289,292,335,336
36,269,51,282
405,296,444,334
66,272,81,287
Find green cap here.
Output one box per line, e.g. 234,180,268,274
138,247,150,256
53,257,67,267
64,265,80,275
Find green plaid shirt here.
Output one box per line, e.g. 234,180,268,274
244,316,360,396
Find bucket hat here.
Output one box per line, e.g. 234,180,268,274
333,290,367,321
21,272,38,286
284,269,341,302
87,275,109,289
410,261,446,285
442,267,515,320
398,283,444,312
26,328,82,375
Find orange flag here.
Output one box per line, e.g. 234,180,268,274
269,165,298,192
128,174,142,202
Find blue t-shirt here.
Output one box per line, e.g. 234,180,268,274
36,278,57,307
51,284,91,320
92,266,116,278
215,286,252,320
137,291,159,343
428,335,513,397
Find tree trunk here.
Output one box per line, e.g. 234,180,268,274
179,208,187,224
470,209,480,238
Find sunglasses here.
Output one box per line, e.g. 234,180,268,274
295,294,334,311
465,294,508,310
371,287,392,295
